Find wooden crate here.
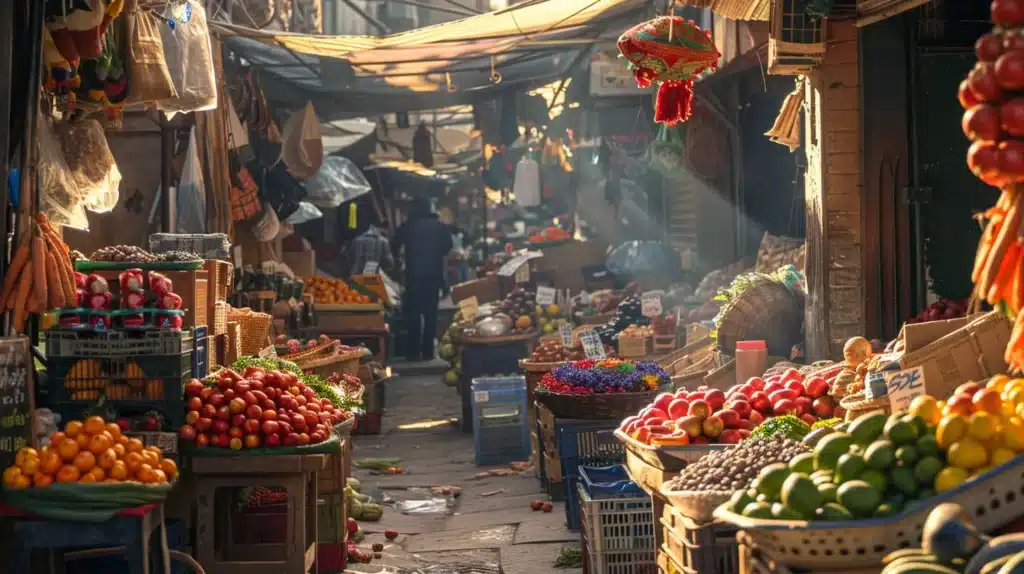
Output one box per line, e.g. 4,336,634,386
92,268,209,328
318,437,347,495
317,309,386,331
619,336,652,359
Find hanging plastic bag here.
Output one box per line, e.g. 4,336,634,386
302,155,371,208
159,0,217,115
38,113,90,230
56,119,121,213
280,102,323,180
286,201,323,224
125,8,177,104
176,127,207,233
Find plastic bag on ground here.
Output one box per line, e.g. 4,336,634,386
303,155,371,208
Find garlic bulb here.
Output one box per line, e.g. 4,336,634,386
843,336,872,366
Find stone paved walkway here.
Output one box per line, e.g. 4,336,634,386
344,371,582,574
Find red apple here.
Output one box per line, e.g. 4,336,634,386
653,392,675,413
688,399,711,419
185,410,200,425
223,389,236,401
676,415,704,438
200,404,217,419
228,398,247,414
955,382,981,397
243,419,261,434
667,399,690,420
283,433,300,446
179,424,197,441
727,400,752,419
195,417,213,432
217,377,234,391
196,433,210,447
297,433,310,446
812,396,835,418
780,368,802,382
763,382,783,395
689,391,706,401
310,432,326,444
795,396,813,416
735,419,754,431
746,377,765,391
717,409,741,429
246,405,262,420
773,399,797,415
216,406,231,421
185,380,205,397
260,409,278,422
200,387,215,401
243,434,261,448
208,393,225,408
632,427,652,444
737,429,751,439
243,366,265,378
785,380,805,396
750,391,772,413
234,381,250,394
229,427,244,439
702,415,724,438
187,397,203,412
643,408,669,421
261,420,280,435
231,414,246,428
805,376,829,398
769,389,798,405
748,410,765,425
265,433,281,447
719,429,742,444
705,389,726,411
212,419,229,434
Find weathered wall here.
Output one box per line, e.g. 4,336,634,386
803,21,864,359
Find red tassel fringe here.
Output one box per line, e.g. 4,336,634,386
654,80,695,125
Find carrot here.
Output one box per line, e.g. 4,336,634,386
11,268,32,334
45,251,65,309
44,234,76,303
979,194,1021,296
30,234,47,307
0,243,30,308
1012,254,1024,314
989,243,1021,304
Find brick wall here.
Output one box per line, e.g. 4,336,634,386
803,21,865,359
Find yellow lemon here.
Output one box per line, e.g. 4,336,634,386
1005,417,1024,451
936,415,969,449
970,466,994,479
935,466,970,493
937,400,947,413
989,374,1011,392
909,395,942,426
968,412,1000,441
990,447,1017,467
1006,386,1024,405
948,439,989,470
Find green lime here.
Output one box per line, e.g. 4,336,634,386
790,452,815,475
903,414,928,439
771,503,805,520
916,435,940,457
837,480,882,518
818,482,838,503
781,474,822,519
812,473,835,487
884,419,920,446
914,457,943,485
848,412,887,445
895,445,920,466
742,501,773,519
755,463,791,500
859,469,889,493
890,466,918,496
835,453,866,484
885,492,906,509
874,503,898,518
729,490,754,514
817,502,854,521
865,440,895,470
814,433,855,471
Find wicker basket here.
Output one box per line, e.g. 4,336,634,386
715,279,805,357
518,358,567,407
714,453,1024,570
661,484,734,523
284,340,341,362
299,348,368,378
534,389,656,420
839,391,891,421
226,307,273,356
616,429,733,470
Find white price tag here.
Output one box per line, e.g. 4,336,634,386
459,296,479,321
579,329,606,359
641,291,664,317
514,263,530,284
579,290,591,305
261,261,275,274
536,286,556,306
362,261,379,275
559,323,574,346
885,366,926,412
474,391,489,403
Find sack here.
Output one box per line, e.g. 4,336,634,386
159,0,217,114
38,114,90,230
176,128,207,233
56,119,120,214
254,203,281,242
302,155,370,208
126,9,177,104
280,103,323,181
3,482,173,522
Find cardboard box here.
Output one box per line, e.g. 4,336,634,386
451,275,500,305
897,311,1011,401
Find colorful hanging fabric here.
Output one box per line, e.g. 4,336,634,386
617,16,719,125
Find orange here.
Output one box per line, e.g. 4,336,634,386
39,451,62,475
78,473,97,483
2,466,23,487
96,448,118,470
88,433,112,455
56,465,81,483
73,451,96,472
75,432,91,450
152,469,167,483
33,473,53,487
136,464,157,483
18,456,39,477
64,420,84,438
108,460,128,481
57,438,80,461
141,449,162,468
15,448,38,467
86,467,106,482
124,452,143,474
125,438,144,454
945,395,976,417
83,416,106,435
112,443,126,458
8,473,30,489
50,431,67,446
116,434,129,446
160,459,179,480
105,423,122,440
973,389,1004,414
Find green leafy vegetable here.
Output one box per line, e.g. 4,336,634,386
554,546,582,569
748,415,811,441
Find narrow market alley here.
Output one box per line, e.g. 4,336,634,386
345,368,581,574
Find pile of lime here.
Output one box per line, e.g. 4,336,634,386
726,411,949,521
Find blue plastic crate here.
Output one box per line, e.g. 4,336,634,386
555,420,625,531
579,465,646,499
191,326,208,380
472,377,529,466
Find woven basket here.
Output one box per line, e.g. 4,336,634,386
715,279,805,357
284,340,341,362
839,391,891,421
300,348,367,378
534,389,656,420
661,485,734,523
226,308,273,356
519,358,567,409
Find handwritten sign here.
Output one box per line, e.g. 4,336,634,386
514,263,530,284
579,330,606,359
459,296,479,321
863,371,889,400
473,390,489,404
0,337,35,471
641,291,664,317
536,286,556,306
885,366,926,412
128,431,179,455
362,261,379,275
559,323,574,346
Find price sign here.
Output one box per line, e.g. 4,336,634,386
885,366,926,412
579,330,606,359
362,260,379,275
514,263,530,284
641,291,664,317
474,391,489,404
0,337,36,471
129,431,179,455
559,323,574,346
459,296,479,321
536,286,556,306
863,371,889,400
579,290,591,305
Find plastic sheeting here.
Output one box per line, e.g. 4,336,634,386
606,240,683,278
285,201,323,224
303,156,372,208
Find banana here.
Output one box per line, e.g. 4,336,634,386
966,535,1024,574
981,556,1014,574
997,551,1024,574
882,564,962,574
886,549,937,566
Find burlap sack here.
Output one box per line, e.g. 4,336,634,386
126,9,178,104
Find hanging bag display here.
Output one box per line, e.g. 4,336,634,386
125,7,177,104
279,102,323,181
176,127,207,233
159,0,217,114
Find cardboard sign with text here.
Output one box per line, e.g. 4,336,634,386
0,338,35,470
579,330,606,359
459,296,479,321
885,366,926,412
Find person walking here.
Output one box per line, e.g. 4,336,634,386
392,198,453,361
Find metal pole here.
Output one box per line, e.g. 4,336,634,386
160,117,174,232
22,0,44,344
0,0,14,275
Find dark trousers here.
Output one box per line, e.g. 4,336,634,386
404,279,442,360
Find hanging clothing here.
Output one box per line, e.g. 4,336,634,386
513,157,541,207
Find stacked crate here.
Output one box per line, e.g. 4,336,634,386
655,496,739,574
205,260,233,370
471,377,530,466
558,419,627,531
578,465,655,574
536,402,562,499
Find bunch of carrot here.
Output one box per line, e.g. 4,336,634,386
972,187,1024,369
0,213,77,334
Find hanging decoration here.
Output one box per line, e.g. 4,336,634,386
616,16,719,125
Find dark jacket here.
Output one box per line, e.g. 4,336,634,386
392,210,453,283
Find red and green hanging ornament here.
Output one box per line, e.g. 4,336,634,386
617,16,719,125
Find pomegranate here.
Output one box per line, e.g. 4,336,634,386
963,104,1002,141
977,33,1005,62
995,51,1024,91
959,79,981,110
992,0,1024,27
1002,98,1024,136
968,140,1002,185
969,63,1005,102
999,139,1024,181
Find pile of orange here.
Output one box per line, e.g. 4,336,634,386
2,416,177,489
304,275,374,305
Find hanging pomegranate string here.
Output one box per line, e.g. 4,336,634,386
967,0,1024,371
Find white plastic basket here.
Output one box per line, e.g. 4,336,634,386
579,482,656,573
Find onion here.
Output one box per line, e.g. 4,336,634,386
999,139,1024,181
968,140,1002,185
977,33,1005,62
992,0,1024,27
964,104,1002,141
969,63,1006,102
959,80,981,110
995,51,1024,91
1003,98,1024,136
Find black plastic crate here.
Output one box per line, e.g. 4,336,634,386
47,352,191,429
191,326,208,379
45,328,194,358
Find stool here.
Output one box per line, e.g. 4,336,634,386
192,453,327,574
2,503,171,574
